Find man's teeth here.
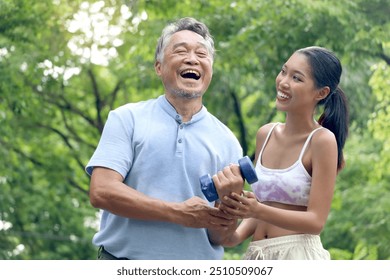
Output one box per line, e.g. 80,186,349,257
277,91,290,99
181,70,200,79
182,70,200,76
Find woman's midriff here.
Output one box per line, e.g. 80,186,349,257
252,202,307,241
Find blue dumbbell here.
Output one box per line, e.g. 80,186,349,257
200,156,258,202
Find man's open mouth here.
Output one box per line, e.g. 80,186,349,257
180,69,201,80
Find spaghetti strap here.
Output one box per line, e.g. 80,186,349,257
259,123,279,162
298,127,323,160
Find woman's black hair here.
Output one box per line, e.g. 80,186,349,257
297,46,349,170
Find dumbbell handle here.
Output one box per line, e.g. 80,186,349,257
200,156,258,202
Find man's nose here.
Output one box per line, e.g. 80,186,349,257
184,52,199,64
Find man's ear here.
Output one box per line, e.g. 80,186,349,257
154,61,162,77
316,86,330,101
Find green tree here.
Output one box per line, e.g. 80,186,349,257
0,0,388,259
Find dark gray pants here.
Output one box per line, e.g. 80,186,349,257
98,246,129,260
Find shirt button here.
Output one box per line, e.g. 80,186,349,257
178,139,182,143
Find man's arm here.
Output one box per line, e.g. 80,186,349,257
89,166,235,229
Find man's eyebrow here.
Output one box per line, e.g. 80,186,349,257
172,41,208,49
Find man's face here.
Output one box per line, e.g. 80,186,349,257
155,30,213,99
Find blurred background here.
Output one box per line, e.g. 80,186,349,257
0,0,389,260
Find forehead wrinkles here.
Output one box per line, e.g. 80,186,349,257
167,31,212,57
171,41,209,52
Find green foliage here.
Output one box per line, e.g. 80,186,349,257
1,0,389,259
368,62,390,182
328,248,353,260
322,128,390,260
330,241,380,260
353,242,379,260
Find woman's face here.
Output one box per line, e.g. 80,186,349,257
275,52,320,113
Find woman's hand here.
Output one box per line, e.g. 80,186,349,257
219,191,260,219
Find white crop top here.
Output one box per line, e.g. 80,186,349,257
251,123,323,207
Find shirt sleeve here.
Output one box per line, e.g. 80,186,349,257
85,108,134,178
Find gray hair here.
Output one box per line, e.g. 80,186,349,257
154,17,215,63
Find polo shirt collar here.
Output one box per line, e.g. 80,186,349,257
159,95,207,125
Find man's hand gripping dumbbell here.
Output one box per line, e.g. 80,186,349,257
199,156,258,202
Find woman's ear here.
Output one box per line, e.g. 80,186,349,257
316,86,330,101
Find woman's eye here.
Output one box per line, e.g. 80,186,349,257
293,75,302,82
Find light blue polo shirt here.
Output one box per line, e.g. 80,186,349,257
86,95,243,259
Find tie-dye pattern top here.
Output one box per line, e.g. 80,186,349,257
251,123,323,207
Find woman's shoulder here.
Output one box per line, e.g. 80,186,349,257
313,127,336,143
256,122,281,137
255,123,282,148
311,127,337,154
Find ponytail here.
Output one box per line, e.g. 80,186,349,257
318,86,349,170
296,46,349,171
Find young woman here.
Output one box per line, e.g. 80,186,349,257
218,46,349,260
